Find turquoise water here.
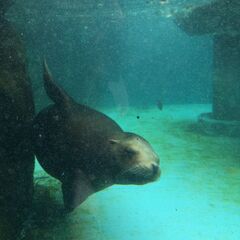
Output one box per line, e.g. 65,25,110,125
1,0,239,239
33,104,240,240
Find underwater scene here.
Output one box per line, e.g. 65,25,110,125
0,0,240,239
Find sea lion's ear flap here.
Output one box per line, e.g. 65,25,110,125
61,169,95,212
109,139,120,144
43,59,75,111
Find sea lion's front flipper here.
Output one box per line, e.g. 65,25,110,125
43,59,75,110
61,169,95,212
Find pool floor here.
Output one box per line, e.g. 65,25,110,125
30,104,240,240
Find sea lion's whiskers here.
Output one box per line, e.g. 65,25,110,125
119,165,151,178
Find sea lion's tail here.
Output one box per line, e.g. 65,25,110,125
43,59,75,109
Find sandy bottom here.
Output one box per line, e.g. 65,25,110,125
31,104,240,240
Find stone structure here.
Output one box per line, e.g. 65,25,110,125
175,0,240,135
0,1,35,239
0,0,14,15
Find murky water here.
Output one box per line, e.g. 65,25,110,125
1,1,239,239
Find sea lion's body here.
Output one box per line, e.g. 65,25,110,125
34,104,122,186
33,61,160,211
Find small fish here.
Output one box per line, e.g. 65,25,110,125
157,100,163,111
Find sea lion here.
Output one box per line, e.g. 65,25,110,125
33,61,160,212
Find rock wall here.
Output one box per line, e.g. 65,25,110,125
0,0,14,16
0,7,35,240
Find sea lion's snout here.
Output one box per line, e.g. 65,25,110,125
140,159,161,183
152,163,160,176
116,162,160,185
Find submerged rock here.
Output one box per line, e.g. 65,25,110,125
22,173,101,240
0,0,15,16
0,16,35,239
175,0,240,36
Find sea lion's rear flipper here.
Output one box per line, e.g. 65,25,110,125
43,59,75,110
61,169,95,212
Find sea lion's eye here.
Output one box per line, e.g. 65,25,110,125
125,148,136,156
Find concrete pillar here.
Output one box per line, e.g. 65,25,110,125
175,0,240,124
213,34,240,121
213,34,240,120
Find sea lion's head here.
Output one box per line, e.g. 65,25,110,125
108,132,160,185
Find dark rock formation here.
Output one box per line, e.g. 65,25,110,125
0,17,35,239
0,0,15,16
176,0,240,36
